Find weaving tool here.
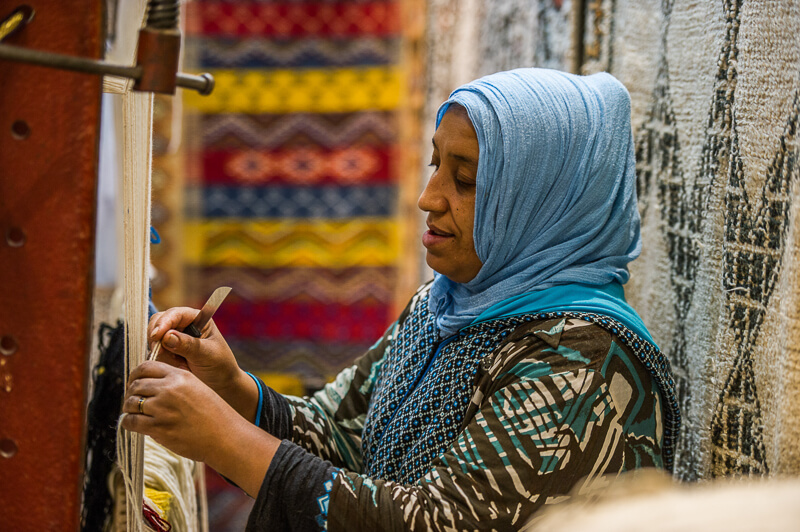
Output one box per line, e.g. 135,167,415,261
150,287,232,361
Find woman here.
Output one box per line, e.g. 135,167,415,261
123,68,680,530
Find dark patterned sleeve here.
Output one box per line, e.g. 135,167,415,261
248,330,663,531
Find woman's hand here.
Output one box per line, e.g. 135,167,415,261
122,361,278,495
147,307,258,422
121,360,233,463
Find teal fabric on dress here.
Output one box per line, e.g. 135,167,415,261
428,68,642,337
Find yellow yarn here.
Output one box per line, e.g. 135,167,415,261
144,488,173,519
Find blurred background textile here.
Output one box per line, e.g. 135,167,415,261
158,0,411,392
146,1,424,527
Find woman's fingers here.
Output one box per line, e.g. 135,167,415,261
127,360,172,386
142,314,242,408
127,376,168,400
154,349,190,370
122,394,155,417
159,330,207,365
123,367,184,420
119,367,232,462
121,411,171,438
147,311,164,339
148,307,201,349
123,364,175,417
121,412,152,434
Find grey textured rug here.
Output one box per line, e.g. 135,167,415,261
592,0,800,479
422,0,800,479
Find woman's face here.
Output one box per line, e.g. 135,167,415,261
418,108,483,283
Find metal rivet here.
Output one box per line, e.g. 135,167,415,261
0,336,17,356
6,227,25,247
0,438,18,458
11,120,30,140
20,5,36,24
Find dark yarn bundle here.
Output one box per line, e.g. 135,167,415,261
81,320,126,532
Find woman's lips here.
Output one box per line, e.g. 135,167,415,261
422,229,453,247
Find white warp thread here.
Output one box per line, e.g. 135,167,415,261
106,3,207,526
117,89,154,532
112,88,206,532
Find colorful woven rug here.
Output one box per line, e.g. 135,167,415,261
183,2,407,526
184,0,403,391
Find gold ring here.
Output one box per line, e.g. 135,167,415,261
138,396,146,415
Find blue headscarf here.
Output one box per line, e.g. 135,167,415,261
428,68,644,339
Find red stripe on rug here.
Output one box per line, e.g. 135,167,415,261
199,145,396,185
188,2,401,38
213,300,393,343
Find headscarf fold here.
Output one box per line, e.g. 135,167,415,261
428,68,642,337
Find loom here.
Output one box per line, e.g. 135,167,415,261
0,0,213,528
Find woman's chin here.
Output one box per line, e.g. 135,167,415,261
426,254,452,279
426,255,481,284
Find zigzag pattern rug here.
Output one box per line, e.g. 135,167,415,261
184,2,404,527
184,266,396,305
199,111,397,149
184,0,402,393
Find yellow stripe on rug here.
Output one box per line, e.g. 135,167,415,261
184,218,399,267
183,66,402,114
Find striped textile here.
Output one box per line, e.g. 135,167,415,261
183,3,405,524
183,67,402,114
198,112,397,149
189,37,399,68
187,1,401,38
201,145,395,185
184,266,396,304
183,218,399,267
184,0,402,389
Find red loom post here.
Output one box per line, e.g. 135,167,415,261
0,0,103,528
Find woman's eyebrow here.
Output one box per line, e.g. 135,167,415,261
452,153,477,165
431,138,477,165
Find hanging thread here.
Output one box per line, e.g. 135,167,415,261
104,2,207,528
116,89,154,532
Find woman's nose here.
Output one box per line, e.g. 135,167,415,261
417,174,447,213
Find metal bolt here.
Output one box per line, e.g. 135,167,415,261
6,227,25,247
11,120,29,139
0,336,17,356
0,438,18,458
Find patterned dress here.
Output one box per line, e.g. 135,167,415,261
246,283,680,531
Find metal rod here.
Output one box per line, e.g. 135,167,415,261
0,42,214,95
0,42,141,79
176,72,214,96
